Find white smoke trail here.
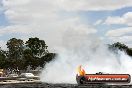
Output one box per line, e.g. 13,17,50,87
40,29,132,84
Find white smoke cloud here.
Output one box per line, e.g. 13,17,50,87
2,0,132,50
40,29,132,84
2,0,97,51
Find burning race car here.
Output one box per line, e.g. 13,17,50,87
76,66,131,85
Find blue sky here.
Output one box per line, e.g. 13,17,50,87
0,1,7,26
78,7,132,45
80,7,132,27
0,12,8,26
1,0,132,49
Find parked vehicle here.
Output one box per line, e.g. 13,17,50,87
8,74,18,78
19,73,34,78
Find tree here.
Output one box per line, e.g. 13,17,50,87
108,42,128,53
39,53,56,67
110,42,128,50
0,37,56,70
6,38,24,69
126,48,132,56
24,37,49,69
24,37,55,69
25,37,48,57
23,49,39,69
108,42,132,56
0,47,7,69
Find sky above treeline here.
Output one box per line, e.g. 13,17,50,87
0,0,132,50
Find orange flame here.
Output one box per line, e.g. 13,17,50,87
77,65,86,76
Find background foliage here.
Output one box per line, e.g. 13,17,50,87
0,37,131,70
0,37,56,70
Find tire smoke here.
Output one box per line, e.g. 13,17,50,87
40,29,132,84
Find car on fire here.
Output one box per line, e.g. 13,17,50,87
76,66,131,85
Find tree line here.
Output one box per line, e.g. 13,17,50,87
108,42,132,56
0,37,131,71
0,37,56,70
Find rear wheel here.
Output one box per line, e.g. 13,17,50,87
78,77,86,85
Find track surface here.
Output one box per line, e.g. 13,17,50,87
0,82,132,88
